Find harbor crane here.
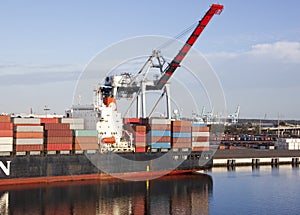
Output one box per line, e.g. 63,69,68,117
97,4,224,120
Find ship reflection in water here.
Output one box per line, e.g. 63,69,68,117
0,173,212,215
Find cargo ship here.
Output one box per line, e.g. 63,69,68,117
0,4,224,185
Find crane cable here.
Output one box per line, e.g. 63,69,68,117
156,21,198,51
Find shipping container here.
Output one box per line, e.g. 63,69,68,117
0,137,13,144
15,144,43,151
0,115,11,123
61,118,84,124
172,142,191,148
74,136,98,144
146,124,171,130
0,144,13,152
40,118,60,123
43,123,70,130
14,138,43,145
0,130,13,137
192,142,209,147
45,129,73,137
192,132,210,137
12,118,41,124
0,122,13,130
172,137,191,143
171,126,191,132
45,137,73,144
192,147,210,151
46,143,72,151
148,136,171,143
147,130,171,136
69,124,84,130
171,120,191,127
192,126,210,132
74,143,98,150
14,132,44,138
135,147,146,152
192,136,209,142
150,142,171,149
171,132,191,138
73,130,98,137
14,126,44,132
148,118,171,125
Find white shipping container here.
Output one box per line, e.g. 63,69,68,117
14,126,44,132
14,138,43,145
192,132,210,137
192,142,209,147
149,118,171,125
0,144,13,152
12,118,41,124
61,118,84,124
288,142,295,150
0,137,13,144
69,124,84,130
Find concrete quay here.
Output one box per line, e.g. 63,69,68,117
213,149,300,167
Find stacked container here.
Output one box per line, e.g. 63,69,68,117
147,118,171,149
61,118,84,130
171,120,192,149
12,118,43,155
0,115,13,154
73,130,98,152
43,123,73,152
123,124,147,152
191,123,210,151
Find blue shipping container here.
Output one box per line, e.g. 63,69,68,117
150,142,171,149
148,130,171,137
171,132,192,138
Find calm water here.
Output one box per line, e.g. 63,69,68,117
0,166,299,214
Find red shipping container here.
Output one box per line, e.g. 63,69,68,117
0,122,13,130
192,147,210,151
192,136,209,142
74,136,98,144
172,137,191,143
147,124,171,130
123,118,141,124
45,129,73,137
43,123,70,130
15,144,43,151
40,118,60,123
171,120,191,127
172,142,191,148
171,126,191,132
135,147,146,152
192,126,210,132
134,136,146,142
14,132,44,138
45,136,73,144
148,136,171,142
0,115,11,123
12,124,41,126
46,143,72,151
0,130,13,137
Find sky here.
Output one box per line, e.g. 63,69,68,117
0,0,300,120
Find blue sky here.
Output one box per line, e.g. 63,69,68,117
1,0,300,119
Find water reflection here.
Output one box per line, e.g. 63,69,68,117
0,174,213,215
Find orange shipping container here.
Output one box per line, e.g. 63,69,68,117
0,122,13,130
171,120,192,127
172,142,191,148
14,132,44,138
46,143,72,151
0,130,13,137
45,129,73,137
192,147,210,151
147,124,171,131
46,136,73,144
192,126,210,132
40,118,60,123
171,126,191,132
172,137,191,143
15,144,43,151
148,136,171,143
192,136,209,142
0,115,11,123
43,123,70,130
75,136,98,144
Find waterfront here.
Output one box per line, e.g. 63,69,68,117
0,166,299,214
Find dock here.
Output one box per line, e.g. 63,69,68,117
213,149,300,167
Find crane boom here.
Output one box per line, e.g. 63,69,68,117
155,4,224,90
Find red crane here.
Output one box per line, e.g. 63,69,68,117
155,4,224,90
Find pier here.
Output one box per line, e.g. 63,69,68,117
213,149,300,167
